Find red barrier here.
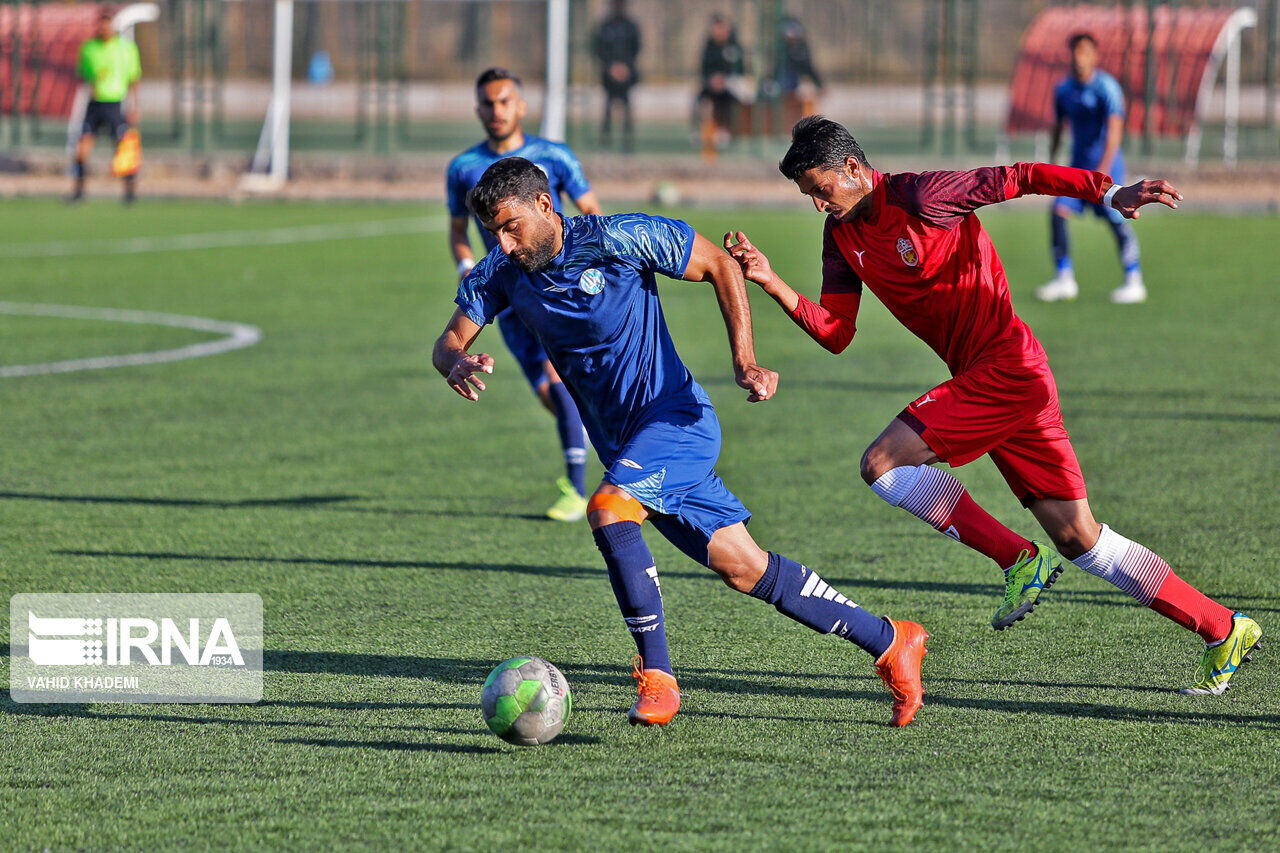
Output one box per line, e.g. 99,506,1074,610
1006,5,1237,137
0,4,101,118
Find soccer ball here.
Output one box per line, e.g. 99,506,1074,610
480,656,571,746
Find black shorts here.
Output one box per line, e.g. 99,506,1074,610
81,100,129,141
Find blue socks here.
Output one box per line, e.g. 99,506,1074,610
547,380,587,496
72,159,85,180
749,552,894,659
1051,211,1072,273
594,530,894,672
1107,217,1141,274
593,522,671,674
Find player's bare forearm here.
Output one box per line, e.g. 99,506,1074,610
433,309,493,401
1049,121,1064,164
127,84,140,124
758,271,801,314
573,192,604,216
449,217,474,266
702,250,757,369
685,233,777,401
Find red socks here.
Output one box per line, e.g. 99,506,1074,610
1150,572,1235,644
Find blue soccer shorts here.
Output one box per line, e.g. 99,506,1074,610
602,402,752,567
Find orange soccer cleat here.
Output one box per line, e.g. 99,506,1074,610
628,656,680,726
873,618,929,727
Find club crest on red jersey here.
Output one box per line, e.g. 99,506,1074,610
896,237,919,267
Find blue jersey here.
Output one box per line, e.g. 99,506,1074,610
455,213,705,466
1055,70,1126,174
445,135,592,252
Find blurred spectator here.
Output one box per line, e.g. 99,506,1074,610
774,16,823,130
593,0,641,151
696,12,750,157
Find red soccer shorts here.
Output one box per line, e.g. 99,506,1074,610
897,359,1088,505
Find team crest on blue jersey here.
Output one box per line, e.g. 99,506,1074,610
896,237,919,267
579,268,606,295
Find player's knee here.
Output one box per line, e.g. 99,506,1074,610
707,543,768,593
1047,521,1100,560
860,443,893,485
710,555,760,593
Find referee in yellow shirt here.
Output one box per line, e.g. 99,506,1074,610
70,10,141,202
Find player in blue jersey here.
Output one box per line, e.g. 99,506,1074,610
446,68,604,521
1039,33,1146,304
433,157,929,727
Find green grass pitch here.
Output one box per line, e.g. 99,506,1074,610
1,197,1277,850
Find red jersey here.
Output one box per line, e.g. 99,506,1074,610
788,162,1110,374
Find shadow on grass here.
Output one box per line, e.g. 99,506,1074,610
275,737,506,754
48,550,1280,617
0,490,359,508
260,652,1280,728
50,549,1278,620
56,549,630,581
4,651,1276,731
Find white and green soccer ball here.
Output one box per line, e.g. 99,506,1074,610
480,656,571,746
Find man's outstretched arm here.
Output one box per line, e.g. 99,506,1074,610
724,227,861,355
681,231,778,403
433,308,494,402
898,163,1184,227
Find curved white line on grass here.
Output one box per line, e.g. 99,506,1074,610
0,216,445,258
0,302,262,378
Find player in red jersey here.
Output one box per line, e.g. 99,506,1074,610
725,117,1261,695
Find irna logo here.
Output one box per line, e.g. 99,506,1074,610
27,611,246,667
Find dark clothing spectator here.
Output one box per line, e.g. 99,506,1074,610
775,17,823,129
697,16,748,154
776,33,822,94
593,2,642,149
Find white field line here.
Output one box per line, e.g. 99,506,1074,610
0,216,446,258
0,302,263,378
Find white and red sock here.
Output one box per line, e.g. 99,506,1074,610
1072,524,1233,643
871,465,1033,571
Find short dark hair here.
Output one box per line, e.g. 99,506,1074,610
467,157,551,221
1068,32,1097,51
476,67,522,90
779,116,869,181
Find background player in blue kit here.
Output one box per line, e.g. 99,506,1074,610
433,157,928,728
446,68,604,521
1039,33,1146,305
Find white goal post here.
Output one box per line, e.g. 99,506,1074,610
239,0,570,192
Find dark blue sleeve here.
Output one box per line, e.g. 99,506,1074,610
1053,83,1067,122
453,253,509,326
599,214,696,279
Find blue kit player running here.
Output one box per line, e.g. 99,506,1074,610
1039,32,1146,305
433,157,928,727
447,67,604,521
